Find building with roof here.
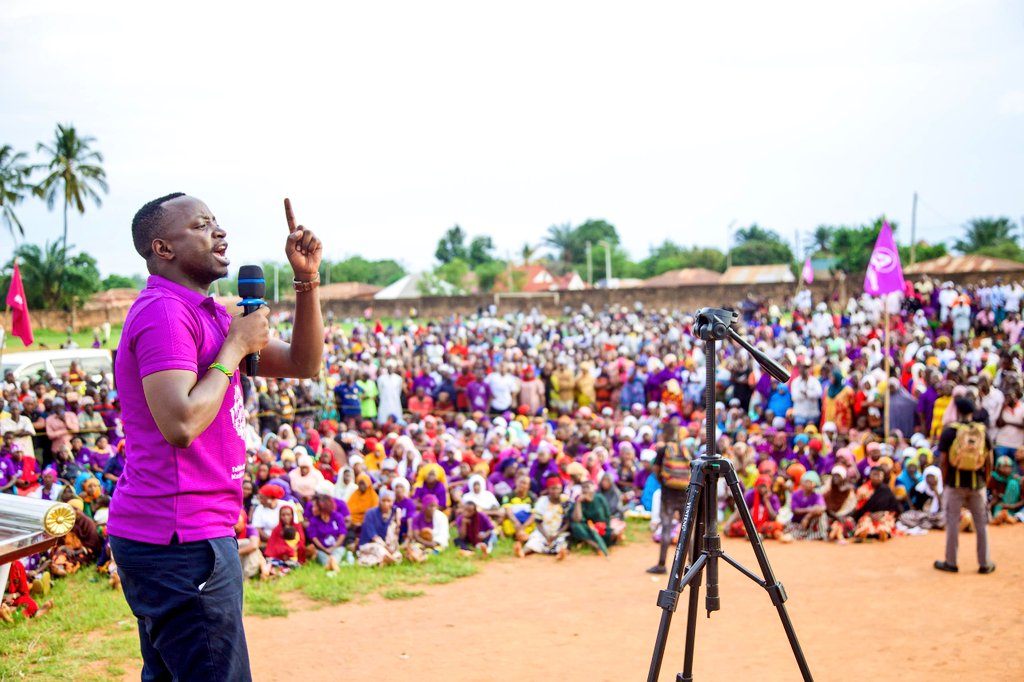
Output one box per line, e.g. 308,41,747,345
904,254,1024,277
719,264,795,285
493,265,585,293
643,268,723,288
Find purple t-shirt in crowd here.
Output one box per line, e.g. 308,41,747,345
466,382,491,412
307,511,347,547
790,489,824,522
107,275,246,544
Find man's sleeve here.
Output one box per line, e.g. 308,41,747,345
131,299,201,377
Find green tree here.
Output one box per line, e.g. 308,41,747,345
953,217,1018,254
728,224,793,266
521,242,538,265
468,235,495,266
638,241,727,276
435,225,468,264
474,260,505,292
34,124,109,266
1,240,100,310
435,258,470,292
0,144,33,239
827,217,900,272
811,225,833,255
329,256,405,286
543,223,575,264
898,241,948,265
102,273,145,290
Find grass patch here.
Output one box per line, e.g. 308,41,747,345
0,532,512,678
381,588,425,600
0,569,136,682
2,325,124,354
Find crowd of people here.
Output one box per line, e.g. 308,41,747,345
3,275,1021,621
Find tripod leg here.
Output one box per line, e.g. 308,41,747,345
723,468,814,682
679,484,706,682
647,462,706,682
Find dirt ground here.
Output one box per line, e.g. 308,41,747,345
125,525,1024,681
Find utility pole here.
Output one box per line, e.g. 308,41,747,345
910,191,918,265
795,229,801,260
506,251,514,292
586,241,593,287
598,240,613,287
726,220,736,269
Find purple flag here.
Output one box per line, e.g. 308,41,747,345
864,220,905,296
801,258,814,285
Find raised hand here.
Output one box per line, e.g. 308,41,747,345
283,198,323,279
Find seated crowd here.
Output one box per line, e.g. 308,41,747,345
3,275,1023,622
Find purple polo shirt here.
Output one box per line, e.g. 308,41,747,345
107,275,246,544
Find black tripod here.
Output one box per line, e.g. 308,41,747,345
647,308,813,682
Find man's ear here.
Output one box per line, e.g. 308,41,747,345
151,238,174,262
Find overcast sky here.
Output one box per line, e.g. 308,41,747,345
2,1,1022,280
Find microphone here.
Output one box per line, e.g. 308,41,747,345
237,265,267,377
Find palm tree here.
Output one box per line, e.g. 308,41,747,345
543,223,575,264
3,239,101,312
35,123,109,261
521,242,538,265
811,225,833,254
0,144,33,239
953,217,1018,254
734,224,781,244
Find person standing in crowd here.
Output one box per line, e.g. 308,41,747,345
647,422,691,574
934,397,996,574
791,360,822,427
1,401,36,462
107,194,324,681
45,398,79,459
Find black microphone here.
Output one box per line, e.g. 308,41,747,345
237,265,267,377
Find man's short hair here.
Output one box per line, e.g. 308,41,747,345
132,192,185,259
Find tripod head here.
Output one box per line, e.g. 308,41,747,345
694,307,790,383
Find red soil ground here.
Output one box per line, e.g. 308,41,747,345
126,525,1024,681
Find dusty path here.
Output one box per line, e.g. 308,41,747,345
126,526,1024,681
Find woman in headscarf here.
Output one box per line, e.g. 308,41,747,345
528,444,560,495
277,423,298,449
454,499,496,556
852,466,900,540
569,480,620,556
358,490,403,566
461,474,501,521
822,465,857,542
899,464,946,530
598,472,625,520
724,475,791,542
264,503,307,573
410,493,450,555
334,466,357,502
821,369,854,434
307,494,353,571
988,456,1023,524
413,463,449,512
346,472,379,537
787,471,828,540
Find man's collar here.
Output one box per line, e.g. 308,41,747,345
147,275,217,310
148,274,214,305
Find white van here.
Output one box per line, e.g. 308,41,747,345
1,348,113,384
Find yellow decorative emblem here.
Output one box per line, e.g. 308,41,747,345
43,503,76,537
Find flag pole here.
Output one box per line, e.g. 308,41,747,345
883,301,891,441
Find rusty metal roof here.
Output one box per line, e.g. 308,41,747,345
719,264,795,285
904,254,1024,275
644,268,723,287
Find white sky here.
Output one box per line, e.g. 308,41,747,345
2,1,1022,279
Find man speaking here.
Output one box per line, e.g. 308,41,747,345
107,194,324,681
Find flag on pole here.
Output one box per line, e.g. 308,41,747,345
801,258,814,284
864,220,905,296
5,260,34,346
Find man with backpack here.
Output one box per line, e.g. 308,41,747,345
647,421,693,574
934,396,997,574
